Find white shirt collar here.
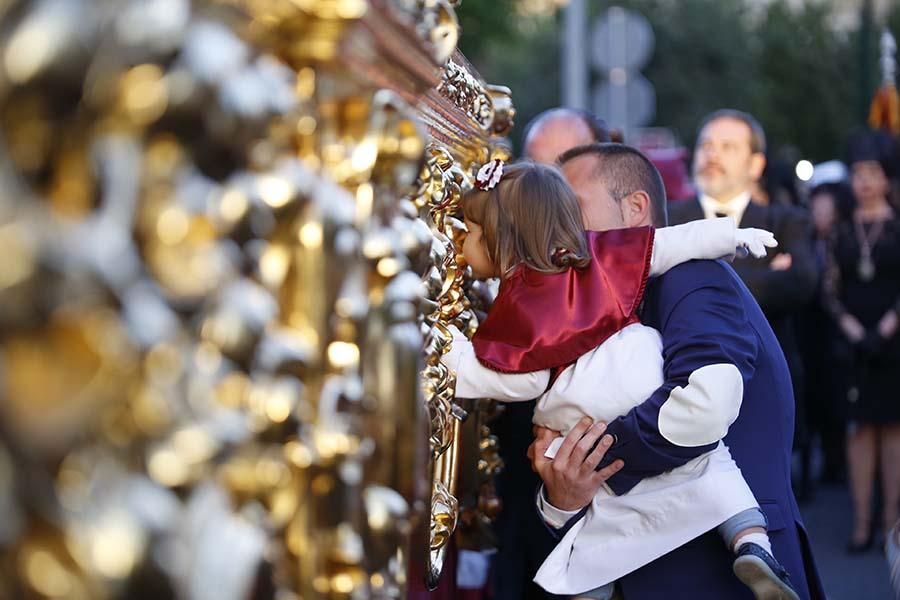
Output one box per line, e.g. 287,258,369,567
699,191,752,223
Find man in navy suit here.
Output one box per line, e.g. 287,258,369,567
529,143,825,599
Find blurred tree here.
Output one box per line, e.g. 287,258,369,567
456,1,560,154
607,0,758,147
890,2,900,40
753,0,857,163
455,0,877,162
456,0,519,62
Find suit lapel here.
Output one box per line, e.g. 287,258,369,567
670,197,705,224
739,200,768,229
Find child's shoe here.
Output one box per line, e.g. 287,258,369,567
732,542,800,600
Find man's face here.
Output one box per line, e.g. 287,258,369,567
561,155,626,231
810,192,836,236
525,116,595,164
692,117,763,202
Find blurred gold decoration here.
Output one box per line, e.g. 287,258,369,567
0,0,513,597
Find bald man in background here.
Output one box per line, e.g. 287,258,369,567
523,107,612,163
486,107,610,599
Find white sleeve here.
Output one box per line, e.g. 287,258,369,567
536,485,583,529
440,326,550,402
649,217,736,276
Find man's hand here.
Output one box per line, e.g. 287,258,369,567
769,253,792,271
839,313,866,343
878,310,899,340
527,417,624,512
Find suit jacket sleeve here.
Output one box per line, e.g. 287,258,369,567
597,261,760,495
736,206,817,315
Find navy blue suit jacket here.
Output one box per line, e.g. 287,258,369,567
588,260,826,599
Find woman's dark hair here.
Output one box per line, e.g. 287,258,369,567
846,129,899,178
809,181,854,222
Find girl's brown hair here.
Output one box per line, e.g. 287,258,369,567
461,161,589,276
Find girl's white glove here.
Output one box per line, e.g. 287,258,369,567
734,228,777,259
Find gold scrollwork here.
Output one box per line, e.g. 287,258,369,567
438,59,496,131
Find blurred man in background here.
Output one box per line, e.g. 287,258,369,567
669,109,818,497
522,107,612,164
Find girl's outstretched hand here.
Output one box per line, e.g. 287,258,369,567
735,227,777,258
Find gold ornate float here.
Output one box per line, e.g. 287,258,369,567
0,0,513,597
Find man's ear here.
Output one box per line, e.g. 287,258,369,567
621,190,653,227
750,152,766,181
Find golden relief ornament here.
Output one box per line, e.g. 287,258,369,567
438,59,495,131
0,0,512,597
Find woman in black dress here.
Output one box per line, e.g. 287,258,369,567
823,133,900,552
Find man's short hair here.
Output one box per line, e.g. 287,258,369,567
558,143,668,227
522,108,612,146
698,109,767,155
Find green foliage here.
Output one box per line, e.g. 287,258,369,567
456,0,520,61
455,2,560,152
454,0,887,162
609,0,758,148
753,0,857,163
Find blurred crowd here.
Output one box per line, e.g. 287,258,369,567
747,130,900,555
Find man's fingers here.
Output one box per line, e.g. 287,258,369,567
554,417,592,466
581,431,613,471
528,439,550,474
573,422,607,466
593,458,625,482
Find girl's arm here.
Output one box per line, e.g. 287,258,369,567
649,217,776,276
440,325,550,401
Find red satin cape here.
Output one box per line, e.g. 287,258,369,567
472,226,655,374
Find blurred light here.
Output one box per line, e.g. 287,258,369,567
148,447,188,487
332,573,355,593
219,189,248,222
173,427,216,464
91,514,142,578
795,160,814,182
350,139,378,172
257,175,293,208
295,68,316,99
327,341,359,368
376,257,402,278
4,8,64,83
296,115,317,135
265,389,293,423
298,222,323,248
259,244,290,288
23,549,72,596
356,183,373,222
157,206,190,245
121,64,168,125
285,440,313,468
0,225,35,289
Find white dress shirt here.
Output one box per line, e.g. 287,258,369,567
699,191,752,224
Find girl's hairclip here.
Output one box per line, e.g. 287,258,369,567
474,159,504,191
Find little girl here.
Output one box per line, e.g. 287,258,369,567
441,160,800,600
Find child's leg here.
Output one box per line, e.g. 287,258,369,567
570,581,615,600
718,507,771,553
720,508,800,600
